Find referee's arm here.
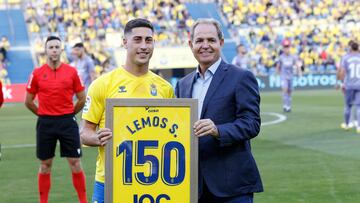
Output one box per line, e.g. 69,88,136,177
74,90,85,114
80,120,112,147
25,92,38,115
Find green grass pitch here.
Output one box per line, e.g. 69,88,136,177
1,89,360,202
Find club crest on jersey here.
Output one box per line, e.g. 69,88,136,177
118,86,127,93
150,84,157,96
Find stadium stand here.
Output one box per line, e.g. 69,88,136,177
0,9,33,84
23,0,194,74
218,0,360,75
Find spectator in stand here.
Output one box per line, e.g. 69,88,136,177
220,0,360,75
232,44,252,72
25,0,194,67
71,42,96,90
24,0,360,76
0,36,10,62
0,62,10,85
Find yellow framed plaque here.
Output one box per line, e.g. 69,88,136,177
105,99,198,203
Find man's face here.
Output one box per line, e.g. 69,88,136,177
123,27,154,66
189,23,224,68
45,39,62,63
237,45,246,55
283,46,290,54
71,47,83,59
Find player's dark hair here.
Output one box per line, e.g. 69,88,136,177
73,42,84,48
45,36,61,46
124,18,154,35
351,42,359,51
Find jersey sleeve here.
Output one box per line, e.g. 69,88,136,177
73,69,85,93
82,78,105,125
167,86,175,98
26,71,38,94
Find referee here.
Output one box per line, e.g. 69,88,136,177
25,36,87,203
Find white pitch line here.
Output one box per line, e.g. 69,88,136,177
2,112,286,149
2,144,36,149
261,112,287,126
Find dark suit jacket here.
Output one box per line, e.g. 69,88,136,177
175,60,263,197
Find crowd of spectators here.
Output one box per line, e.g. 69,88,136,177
219,0,360,75
0,36,11,85
24,0,193,75
23,0,360,76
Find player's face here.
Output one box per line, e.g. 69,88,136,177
189,23,224,69
45,39,62,63
123,27,154,66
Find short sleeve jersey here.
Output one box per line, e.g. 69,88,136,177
341,53,360,90
278,53,298,80
26,63,85,115
82,67,175,183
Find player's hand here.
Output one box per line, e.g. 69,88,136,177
96,128,112,146
193,119,219,138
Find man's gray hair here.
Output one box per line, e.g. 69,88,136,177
189,18,224,41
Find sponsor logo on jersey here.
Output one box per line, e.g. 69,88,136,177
119,86,127,93
150,84,157,96
83,96,91,113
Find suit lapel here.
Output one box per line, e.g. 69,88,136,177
184,72,197,98
200,61,228,118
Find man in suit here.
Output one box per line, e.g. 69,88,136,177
175,18,263,203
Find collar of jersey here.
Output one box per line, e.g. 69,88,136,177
119,66,151,79
45,63,64,71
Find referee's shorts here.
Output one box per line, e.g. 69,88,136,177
36,114,82,160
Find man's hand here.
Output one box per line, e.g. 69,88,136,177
80,120,113,147
193,119,219,138
96,128,112,146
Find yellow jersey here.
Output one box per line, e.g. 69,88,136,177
82,67,175,183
